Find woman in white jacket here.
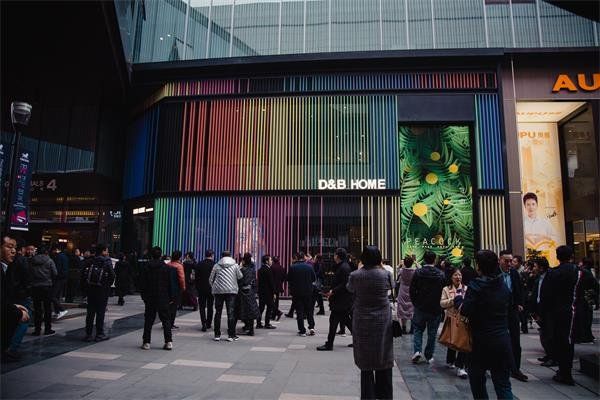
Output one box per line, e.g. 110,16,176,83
440,266,468,378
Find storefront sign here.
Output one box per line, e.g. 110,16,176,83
552,73,600,93
317,179,386,190
517,122,566,266
10,151,33,231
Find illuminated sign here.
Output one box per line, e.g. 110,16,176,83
552,73,600,93
317,179,386,190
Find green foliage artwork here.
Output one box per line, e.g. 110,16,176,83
399,125,474,265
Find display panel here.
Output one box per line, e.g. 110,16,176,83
399,125,474,264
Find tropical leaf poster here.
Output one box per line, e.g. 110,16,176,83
399,125,474,265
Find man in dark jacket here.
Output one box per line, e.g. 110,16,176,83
529,257,555,366
459,250,513,400
459,257,476,286
409,251,445,364
5,240,31,359
195,249,215,332
140,246,175,350
318,248,353,351
80,244,115,342
287,252,316,336
257,254,276,329
28,246,57,336
540,246,581,385
270,256,286,320
50,244,69,319
499,249,528,382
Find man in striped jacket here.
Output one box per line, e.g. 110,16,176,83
209,251,243,342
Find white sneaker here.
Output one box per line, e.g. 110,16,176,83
298,332,307,337
426,358,434,364
213,336,221,341
225,337,234,342
411,352,422,363
57,310,68,320
457,368,468,378
163,342,173,350
141,343,150,350
446,363,456,369
308,329,315,336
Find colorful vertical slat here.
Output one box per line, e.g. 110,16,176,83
179,101,208,191
475,94,504,190
478,194,507,254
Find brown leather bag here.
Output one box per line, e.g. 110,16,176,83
438,309,472,353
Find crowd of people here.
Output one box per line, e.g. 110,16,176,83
2,232,599,400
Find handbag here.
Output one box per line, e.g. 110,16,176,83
438,309,472,353
390,301,403,338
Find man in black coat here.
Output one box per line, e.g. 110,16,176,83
498,249,528,382
459,256,476,286
317,248,353,351
270,256,286,320
287,251,316,336
257,254,276,329
540,246,581,385
195,249,215,332
80,244,115,342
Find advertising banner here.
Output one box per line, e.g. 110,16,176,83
235,217,265,259
10,150,33,231
399,125,474,264
0,143,4,215
518,122,566,266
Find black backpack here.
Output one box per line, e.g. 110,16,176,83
86,259,105,287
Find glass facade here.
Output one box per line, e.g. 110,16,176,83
119,0,599,63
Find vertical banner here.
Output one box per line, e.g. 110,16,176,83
399,125,474,264
10,150,33,231
234,217,264,260
0,143,4,216
518,122,566,266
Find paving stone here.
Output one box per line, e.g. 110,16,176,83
141,363,167,370
250,346,287,352
75,370,126,380
171,359,233,368
63,351,122,360
216,374,265,384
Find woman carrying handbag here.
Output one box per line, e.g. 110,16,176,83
440,266,468,379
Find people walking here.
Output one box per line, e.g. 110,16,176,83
440,266,468,379
257,254,277,329
347,246,394,400
195,250,215,332
50,244,69,319
287,252,316,337
459,250,514,399
499,250,528,382
140,246,175,350
409,251,445,364
209,251,243,342
28,245,57,336
270,256,286,321
312,254,326,315
318,248,353,351
5,240,32,360
80,244,115,342
167,251,185,329
237,253,260,335
529,257,555,366
182,252,198,311
396,256,416,334
114,253,132,306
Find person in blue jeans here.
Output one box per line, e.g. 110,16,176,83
409,251,445,364
458,250,513,400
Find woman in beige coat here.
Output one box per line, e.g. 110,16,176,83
440,266,468,378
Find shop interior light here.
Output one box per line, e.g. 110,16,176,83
516,101,586,123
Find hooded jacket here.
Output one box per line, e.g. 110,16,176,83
140,259,175,306
28,254,57,288
409,264,445,314
209,257,243,295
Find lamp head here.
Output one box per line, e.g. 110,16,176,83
11,101,32,127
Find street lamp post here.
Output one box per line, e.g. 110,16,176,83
3,101,32,236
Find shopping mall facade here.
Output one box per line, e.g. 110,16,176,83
2,0,599,268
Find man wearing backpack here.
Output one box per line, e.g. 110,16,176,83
80,244,115,342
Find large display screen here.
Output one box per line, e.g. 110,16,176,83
399,125,474,265
518,122,566,266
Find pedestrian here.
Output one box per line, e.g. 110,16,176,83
574,257,596,344
458,250,514,400
257,254,277,330
182,252,198,311
80,244,115,342
65,247,83,303
409,251,445,364
440,266,468,379
237,252,260,335
28,245,57,336
312,254,325,315
5,239,31,360
167,251,185,329
540,246,582,385
287,251,316,337
195,250,215,332
512,255,529,334
209,250,243,342
347,245,393,400
318,248,353,351
459,256,476,287
498,250,528,382
114,253,132,306
270,256,285,321
50,244,69,319
1,235,31,361
140,246,175,350
396,256,416,334
529,257,555,366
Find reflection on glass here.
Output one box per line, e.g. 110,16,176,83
433,0,486,48
306,0,329,53
407,0,433,49
331,0,379,52
233,0,279,56
208,0,233,58
381,0,407,50
281,0,304,54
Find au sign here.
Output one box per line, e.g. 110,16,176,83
552,73,600,93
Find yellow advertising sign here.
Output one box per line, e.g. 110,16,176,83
518,122,566,266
